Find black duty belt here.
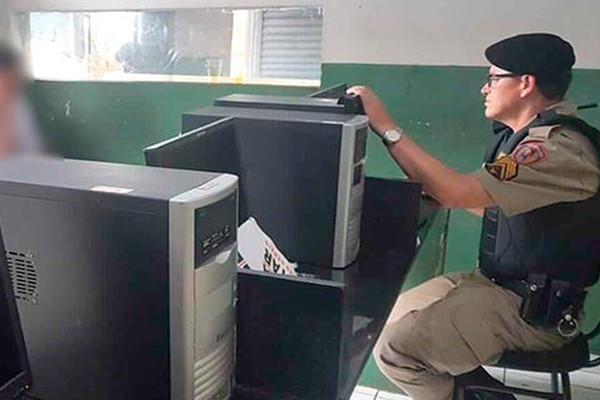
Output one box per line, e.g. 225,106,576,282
480,269,587,336
480,269,528,297
481,269,587,300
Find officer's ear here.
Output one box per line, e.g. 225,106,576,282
519,74,537,98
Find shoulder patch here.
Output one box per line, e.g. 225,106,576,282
529,125,560,139
512,140,548,166
485,156,519,181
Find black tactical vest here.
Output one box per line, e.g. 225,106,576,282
479,110,600,288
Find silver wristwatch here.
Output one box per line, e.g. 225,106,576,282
382,128,404,147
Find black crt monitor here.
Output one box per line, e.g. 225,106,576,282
307,84,365,114
307,83,348,99
214,94,347,114
145,116,238,173
144,117,247,218
214,93,365,115
215,83,365,115
0,227,31,400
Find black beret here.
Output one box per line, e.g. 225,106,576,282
485,33,575,80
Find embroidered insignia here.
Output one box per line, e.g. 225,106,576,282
485,155,519,181
512,141,548,166
496,152,507,160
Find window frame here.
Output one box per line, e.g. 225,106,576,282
10,0,324,86
10,0,322,13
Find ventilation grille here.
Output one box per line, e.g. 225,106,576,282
206,381,230,400
193,333,234,400
347,217,360,253
6,251,38,304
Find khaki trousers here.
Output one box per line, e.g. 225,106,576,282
373,270,568,400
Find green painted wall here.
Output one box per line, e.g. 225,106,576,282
28,65,600,381
31,81,313,165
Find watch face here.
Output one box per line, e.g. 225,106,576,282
386,130,401,143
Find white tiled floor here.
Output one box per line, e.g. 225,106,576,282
350,386,410,400
352,360,600,400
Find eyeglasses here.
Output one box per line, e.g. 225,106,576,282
486,73,520,87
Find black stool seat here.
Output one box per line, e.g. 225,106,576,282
455,295,600,399
495,335,589,373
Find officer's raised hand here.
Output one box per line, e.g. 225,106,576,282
346,85,496,210
346,86,396,135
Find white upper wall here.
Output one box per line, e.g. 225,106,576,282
7,0,600,68
322,0,600,68
0,0,9,39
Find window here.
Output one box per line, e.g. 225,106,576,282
250,8,323,81
16,7,323,85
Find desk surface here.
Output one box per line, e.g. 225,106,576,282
2,182,447,400
233,197,448,400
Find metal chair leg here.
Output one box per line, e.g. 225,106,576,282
560,373,572,400
551,372,559,394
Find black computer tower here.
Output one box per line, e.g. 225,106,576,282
0,156,238,400
147,106,368,268
0,223,30,400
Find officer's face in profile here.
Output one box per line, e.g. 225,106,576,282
481,65,523,122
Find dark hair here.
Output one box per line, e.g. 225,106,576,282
536,71,572,101
0,42,21,71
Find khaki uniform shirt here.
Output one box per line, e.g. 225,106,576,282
474,101,600,217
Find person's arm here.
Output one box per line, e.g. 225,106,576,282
385,134,496,208
466,208,485,217
347,86,496,209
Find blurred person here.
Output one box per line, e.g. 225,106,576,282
0,42,45,158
